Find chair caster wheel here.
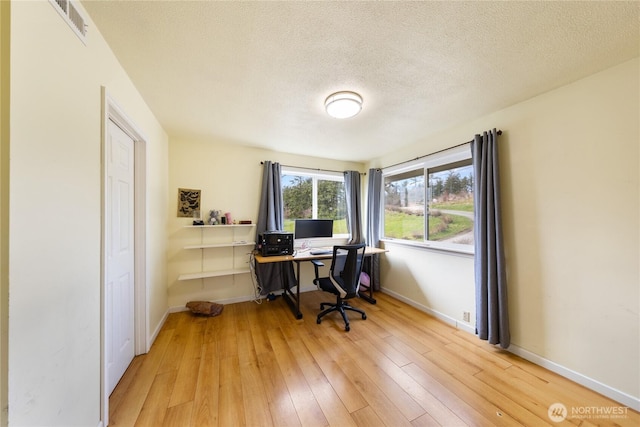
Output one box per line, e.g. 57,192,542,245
316,318,321,324
345,325,350,332
362,314,367,320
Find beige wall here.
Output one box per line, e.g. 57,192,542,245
8,1,168,425
167,138,363,309
0,2,9,425
368,58,639,405
5,2,637,423
168,60,639,406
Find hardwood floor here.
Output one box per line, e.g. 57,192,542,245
109,291,639,426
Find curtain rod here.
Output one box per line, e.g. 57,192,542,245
260,162,365,175
380,129,502,171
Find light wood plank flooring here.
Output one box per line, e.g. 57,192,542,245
109,291,639,426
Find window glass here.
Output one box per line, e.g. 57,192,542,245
427,161,474,245
318,179,347,234
384,169,425,240
282,171,347,235
282,175,312,233
382,148,474,252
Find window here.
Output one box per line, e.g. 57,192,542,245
382,145,474,252
281,168,347,236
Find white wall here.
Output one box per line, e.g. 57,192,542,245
167,137,363,309
368,58,639,406
8,2,168,425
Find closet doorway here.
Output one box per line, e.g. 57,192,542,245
101,88,148,427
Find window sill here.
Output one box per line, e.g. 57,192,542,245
380,238,474,257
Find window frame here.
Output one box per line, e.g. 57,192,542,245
281,167,349,239
380,144,475,255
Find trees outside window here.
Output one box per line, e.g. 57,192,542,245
282,170,347,235
382,147,474,252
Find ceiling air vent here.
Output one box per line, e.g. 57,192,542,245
50,0,88,45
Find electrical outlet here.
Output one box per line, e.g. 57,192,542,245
463,311,471,323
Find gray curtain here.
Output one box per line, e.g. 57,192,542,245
256,161,284,234
255,161,296,295
344,171,364,244
471,129,510,349
366,168,382,291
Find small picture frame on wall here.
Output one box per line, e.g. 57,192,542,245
177,188,201,217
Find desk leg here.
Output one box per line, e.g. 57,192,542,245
359,288,377,304
358,255,377,304
281,261,303,319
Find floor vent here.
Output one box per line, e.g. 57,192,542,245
50,0,88,45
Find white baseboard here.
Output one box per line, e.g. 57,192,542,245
508,344,640,411
380,288,475,334
169,293,265,313
146,309,169,352
168,285,318,314
380,288,640,411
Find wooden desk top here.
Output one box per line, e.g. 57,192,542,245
254,246,387,264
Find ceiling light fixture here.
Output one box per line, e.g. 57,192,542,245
324,91,363,119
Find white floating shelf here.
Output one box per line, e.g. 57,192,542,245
183,241,256,250
178,223,255,282
178,268,251,281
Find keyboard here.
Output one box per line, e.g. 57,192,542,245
310,249,332,255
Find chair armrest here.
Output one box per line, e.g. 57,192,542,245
310,259,324,282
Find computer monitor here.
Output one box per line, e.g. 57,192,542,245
294,219,333,239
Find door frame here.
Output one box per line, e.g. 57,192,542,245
100,87,148,426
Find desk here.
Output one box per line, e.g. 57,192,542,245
254,246,387,319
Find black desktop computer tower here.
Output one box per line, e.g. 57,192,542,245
258,231,294,257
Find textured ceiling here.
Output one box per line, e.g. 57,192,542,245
82,1,639,162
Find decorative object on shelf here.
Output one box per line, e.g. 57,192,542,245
186,300,223,317
192,208,203,225
208,210,221,225
177,188,201,217
225,212,232,225
239,220,252,224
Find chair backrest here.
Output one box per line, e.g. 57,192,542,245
330,244,366,299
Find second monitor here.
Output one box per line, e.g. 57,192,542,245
294,219,333,239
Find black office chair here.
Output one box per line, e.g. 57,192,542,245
311,244,367,331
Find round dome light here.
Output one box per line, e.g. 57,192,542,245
324,91,363,119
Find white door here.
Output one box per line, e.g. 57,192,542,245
106,119,135,395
